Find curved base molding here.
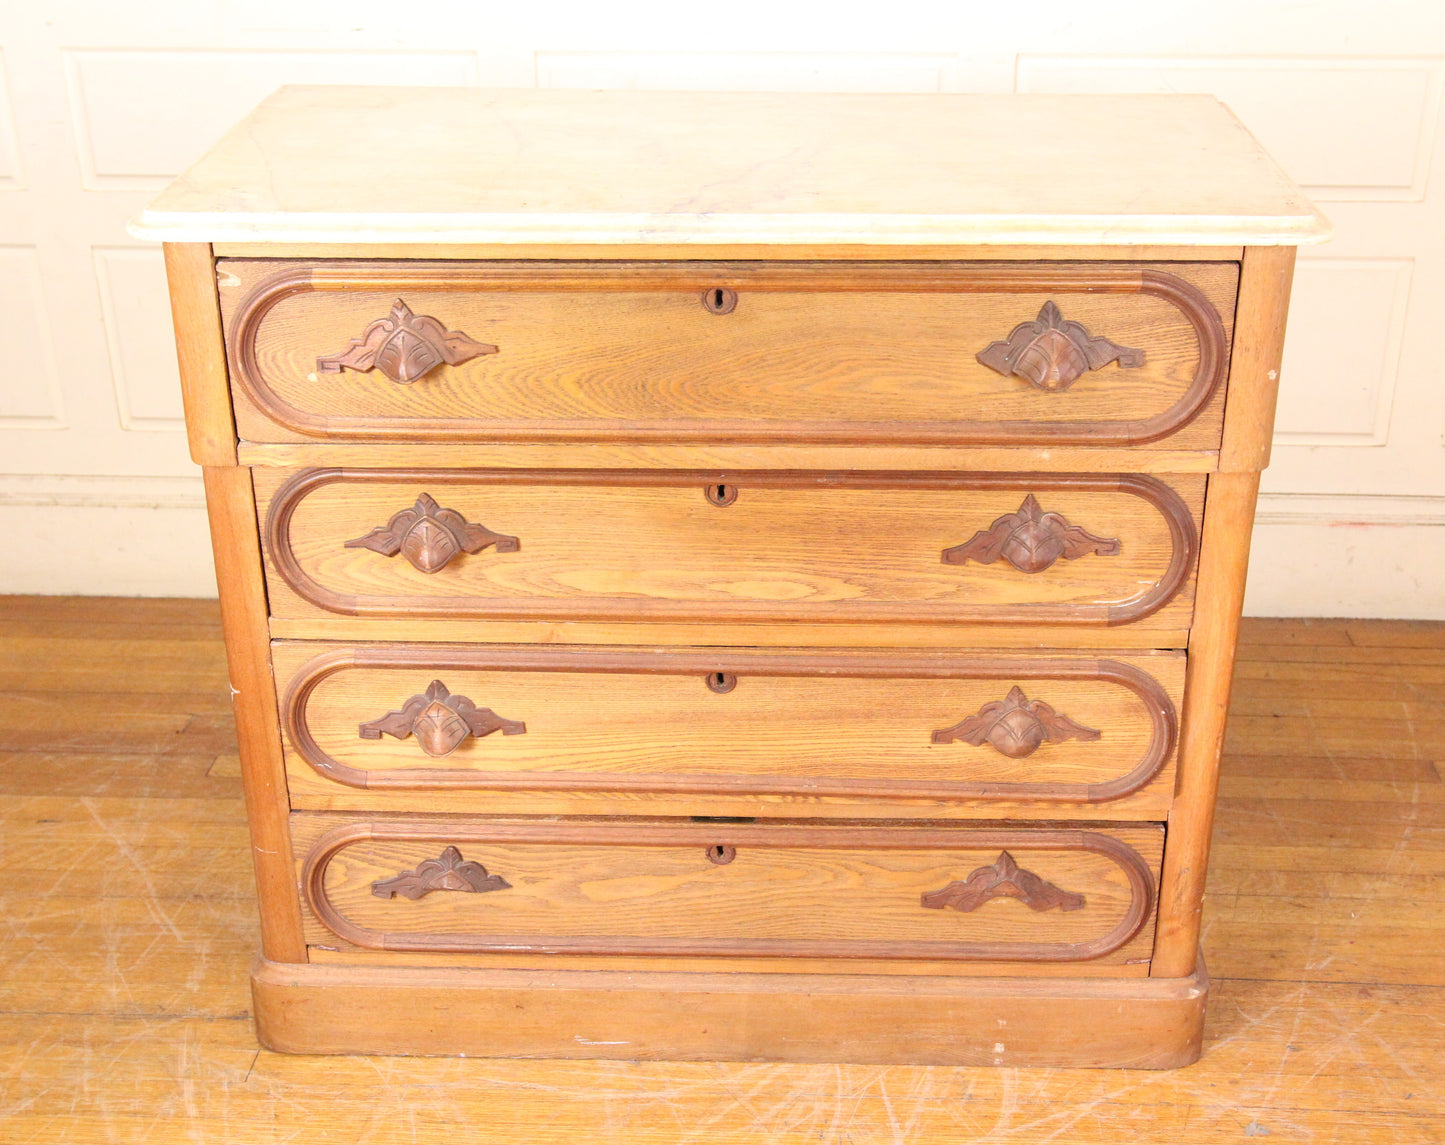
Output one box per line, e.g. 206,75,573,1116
250,953,1208,1068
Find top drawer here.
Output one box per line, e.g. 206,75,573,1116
219,261,1236,449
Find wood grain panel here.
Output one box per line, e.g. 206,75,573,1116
266,615,1193,653
212,242,1246,260
302,945,1152,979
227,376,1226,457
237,439,1222,474
252,957,1206,1066
256,469,1203,629
219,260,1235,449
201,467,304,962
272,643,1182,814
292,817,1162,966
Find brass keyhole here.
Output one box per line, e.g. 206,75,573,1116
705,483,737,507
706,671,738,694
706,844,737,865
701,287,738,315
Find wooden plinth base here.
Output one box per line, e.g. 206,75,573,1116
251,956,1208,1068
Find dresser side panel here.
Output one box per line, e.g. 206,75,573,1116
1153,469,1261,977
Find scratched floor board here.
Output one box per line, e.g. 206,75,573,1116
1226,695,1445,721
1219,754,1441,784
0,601,1442,1144
1235,617,1357,644
0,752,238,800
1341,620,1445,647
1218,777,1445,803
0,595,223,626
1224,721,1445,759
1232,643,1445,665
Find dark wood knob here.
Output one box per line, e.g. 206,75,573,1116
921,852,1085,913
941,494,1120,573
371,846,511,899
931,686,1101,758
358,680,526,757
977,301,1144,391
344,493,519,573
317,298,498,384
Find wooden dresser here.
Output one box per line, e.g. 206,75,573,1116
136,87,1328,1068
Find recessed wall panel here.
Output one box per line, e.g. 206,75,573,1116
1017,56,1441,201
537,51,954,92
1273,258,1413,446
0,50,21,189
66,49,480,189
0,247,63,428
93,247,185,431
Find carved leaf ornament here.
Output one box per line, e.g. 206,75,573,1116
941,494,1121,573
359,679,526,758
977,301,1145,391
932,685,1101,758
921,851,1085,913
344,493,519,573
317,298,498,384
371,846,511,900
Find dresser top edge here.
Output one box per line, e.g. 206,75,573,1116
130,87,1330,248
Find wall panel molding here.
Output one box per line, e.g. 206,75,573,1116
0,246,65,429
64,48,481,190
0,49,23,190
1017,55,1443,202
1272,257,1414,447
92,246,186,431
536,51,957,92
0,473,205,510
1255,492,1445,527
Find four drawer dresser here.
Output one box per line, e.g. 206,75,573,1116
135,86,1328,1067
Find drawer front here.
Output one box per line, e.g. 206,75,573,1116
220,260,1235,449
257,469,1202,629
294,818,1162,965
275,643,1182,812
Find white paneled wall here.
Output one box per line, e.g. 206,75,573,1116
1,1,1442,614
1016,56,1443,201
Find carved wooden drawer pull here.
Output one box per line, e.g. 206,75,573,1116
932,686,1101,758
345,492,519,573
317,298,498,384
359,679,526,758
371,846,511,899
977,301,1145,391
921,851,1084,913
942,494,1120,573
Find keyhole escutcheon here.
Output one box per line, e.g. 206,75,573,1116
706,844,737,865
701,287,738,315
706,671,738,694
706,483,738,507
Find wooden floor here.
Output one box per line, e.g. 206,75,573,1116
1,597,1442,1143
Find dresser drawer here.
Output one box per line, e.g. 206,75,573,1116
256,469,1201,629
275,642,1182,817
294,817,1162,968
220,260,1235,449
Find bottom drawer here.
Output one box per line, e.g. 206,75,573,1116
294,817,1162,973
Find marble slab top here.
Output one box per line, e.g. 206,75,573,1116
132,86,1330,247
